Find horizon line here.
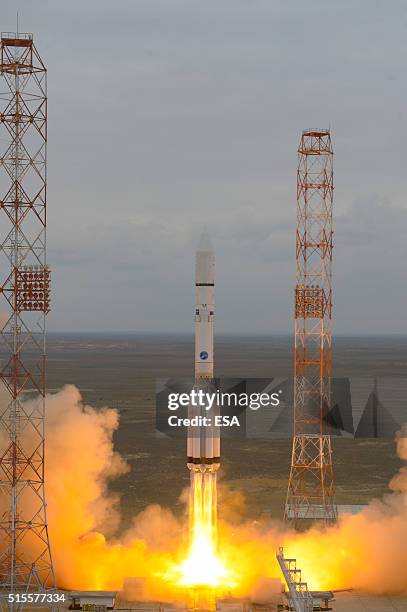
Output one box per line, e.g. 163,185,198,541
46,330,407,338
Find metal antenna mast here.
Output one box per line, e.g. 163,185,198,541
284,129,337,526
0,31,55,602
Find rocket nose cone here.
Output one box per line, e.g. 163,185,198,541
195,232,215,284
197,231,213,253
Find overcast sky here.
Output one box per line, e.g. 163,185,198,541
2,0,407,334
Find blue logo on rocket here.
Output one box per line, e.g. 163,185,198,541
200,351,209,361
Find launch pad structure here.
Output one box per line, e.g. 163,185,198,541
285,129,337,526
0,31,55,602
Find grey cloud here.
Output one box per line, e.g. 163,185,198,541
2,0,406,333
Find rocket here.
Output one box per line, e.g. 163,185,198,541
187,234,220,472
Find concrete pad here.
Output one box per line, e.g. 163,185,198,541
334,590,407,611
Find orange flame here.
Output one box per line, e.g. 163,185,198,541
171,470,235,596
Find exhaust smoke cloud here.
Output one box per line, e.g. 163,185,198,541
2,386,407,599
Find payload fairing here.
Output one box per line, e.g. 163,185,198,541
194,234,214,380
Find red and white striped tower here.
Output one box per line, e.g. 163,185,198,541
0,31,55,602
284,129,337,526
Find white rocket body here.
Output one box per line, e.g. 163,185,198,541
187,235,220,471
194,236,214,379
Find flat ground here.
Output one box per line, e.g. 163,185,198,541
47,333,407,527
